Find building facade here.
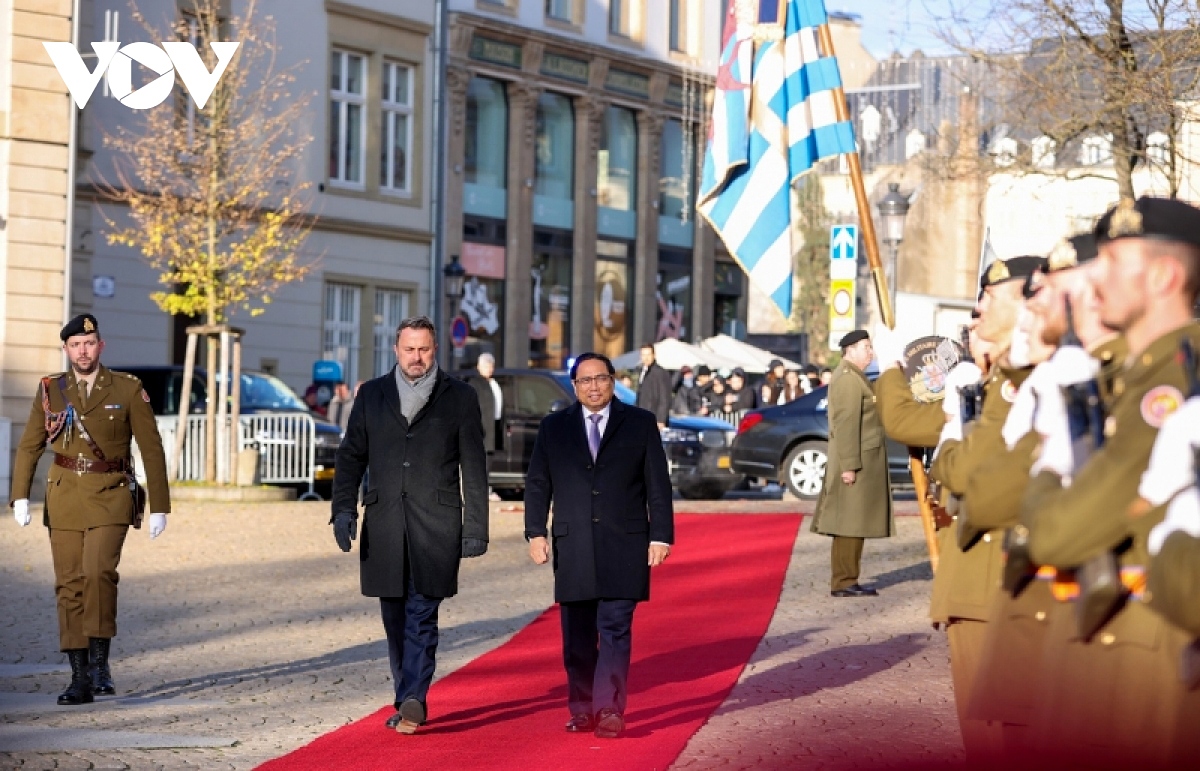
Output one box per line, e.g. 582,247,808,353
443,0,728,368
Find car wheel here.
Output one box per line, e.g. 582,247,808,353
677,484,725,500
783,441,828,500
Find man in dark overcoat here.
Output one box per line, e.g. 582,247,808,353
525,352,674,739
331,316,489,734
634,343,673,427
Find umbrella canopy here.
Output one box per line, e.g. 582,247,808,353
610,338,744,372
698,334,802,374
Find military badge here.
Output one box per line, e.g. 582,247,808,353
1108,198,1144,239
986,259,1010,285
903,335,967,403
1047,239,1078,272
1140,385,1183,428
1001,379,1018,403
83,317,95,333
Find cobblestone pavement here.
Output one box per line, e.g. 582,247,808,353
0,498,957,770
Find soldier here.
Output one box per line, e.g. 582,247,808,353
1021,197,1200,768
810,330,893,598
9,314,170,705
928,255,1046,763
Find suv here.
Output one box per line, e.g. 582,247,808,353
117,365,343,486
456,369,744,500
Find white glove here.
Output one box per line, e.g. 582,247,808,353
1043,345,1099,387
941,362,982,418
871,322,904,370
1149,487,1200,555
148,513,167,539
1139,399,1200,507
13,499,30,527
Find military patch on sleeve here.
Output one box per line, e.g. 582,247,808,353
1140,386,1183,428
141,389,151,403
1001,380,1017,403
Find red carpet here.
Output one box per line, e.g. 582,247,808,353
259,513,801,771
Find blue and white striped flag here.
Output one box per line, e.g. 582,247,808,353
698,0,857,319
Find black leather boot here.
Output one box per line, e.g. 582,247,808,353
89,638,115,695
57,649,94,705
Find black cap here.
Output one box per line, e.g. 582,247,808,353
696,365,712,376
60,314,99,341
768,358,783,369
730,367,746,378
983,256,1048,288
838,329,869,349
1046,233,1099,272
1095,196,1200,248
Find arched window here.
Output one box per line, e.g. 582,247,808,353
1080,134,1112,166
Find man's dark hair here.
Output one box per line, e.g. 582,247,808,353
821,367,833,375
570,352,616,380
396,315,437,341
804,364,819,376
639,342,656,353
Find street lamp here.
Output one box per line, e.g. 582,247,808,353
877,182,911,313
443,253,466,312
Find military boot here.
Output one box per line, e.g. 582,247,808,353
89,638,115,695
57,649,94,705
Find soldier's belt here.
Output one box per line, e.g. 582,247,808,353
53,453,129,475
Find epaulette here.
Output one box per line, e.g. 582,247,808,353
48,371,67,379
109,370,140,381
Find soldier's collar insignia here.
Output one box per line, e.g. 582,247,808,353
1047,240,1078,271
1109,198,1143,239
83,317,95,333
987,260,1010,284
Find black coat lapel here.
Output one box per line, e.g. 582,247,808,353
597,399,627,458
566,402,591,460
382,367,407,428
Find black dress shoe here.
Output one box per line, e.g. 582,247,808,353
89,638,115,696
594,708,624,739
394,697,426,734
831,583,879,597
565,713,594,732
385,711,404,729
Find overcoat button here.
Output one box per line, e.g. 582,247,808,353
403,462,410,468
592,490,600,496
592,517,599,523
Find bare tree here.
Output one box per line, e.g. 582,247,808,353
99,0,316,482
792,175,833,363
938,0,1200,199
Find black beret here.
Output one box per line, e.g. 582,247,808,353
768,358,783,369
983,255,1048,287
696,365,712,376
1046,233,1099,272
60,314,99,341
1094,196,1200,248
838,329,869,349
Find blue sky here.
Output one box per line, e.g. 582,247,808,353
831,0,956,57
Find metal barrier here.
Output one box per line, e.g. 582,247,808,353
709,409,747,429
149,414,316,491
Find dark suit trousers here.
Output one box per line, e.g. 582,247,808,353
380,564,442,710
560,599,637,716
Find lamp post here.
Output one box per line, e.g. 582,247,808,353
443,254,466,364
877,182,911,316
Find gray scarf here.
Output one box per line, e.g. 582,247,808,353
395,361,439,422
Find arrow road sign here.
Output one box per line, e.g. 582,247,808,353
830,225,858,280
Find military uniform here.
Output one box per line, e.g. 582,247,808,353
1021,197,1200,767
873,367,945,448
9,314,170,705
810,335,894,593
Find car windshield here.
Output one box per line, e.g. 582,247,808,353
217,372,308,410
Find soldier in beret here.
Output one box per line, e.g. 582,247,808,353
1020,196,1200,767
9,314,171,706
810,329,893,598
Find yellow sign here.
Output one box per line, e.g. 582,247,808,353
828,278,856,351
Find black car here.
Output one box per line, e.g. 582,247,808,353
118,365,343,483
730,381,914,500
459,369,743,500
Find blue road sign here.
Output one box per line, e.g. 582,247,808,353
830,225,858,280
450,316,469,349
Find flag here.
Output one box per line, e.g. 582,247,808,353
976,226,997,292
698,0,857,319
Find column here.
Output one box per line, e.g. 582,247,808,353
503,79,540,367
443,64,471,268
573,93,606,358
692,218,716,340
633,110,663,347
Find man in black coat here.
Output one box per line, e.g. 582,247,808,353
525,352,675,739
634,343,673,427
331,316,489,734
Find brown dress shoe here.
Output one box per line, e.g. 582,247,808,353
565,713,594,732
594,708,624,739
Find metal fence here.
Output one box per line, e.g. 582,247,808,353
146,413,316,487
708,409,747,429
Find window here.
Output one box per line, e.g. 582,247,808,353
905,129,926,159
465,77,508,191
668,0,690,53
1032,136,1056,168
610,0,634,38
373,288,410,377
595,240,631,359
535,93,575,200
381,61,413,195
546,0,573,22
1147,131,1169,165
324,283,362,385
330,50,366,186
1080,134,1112,166
660,118,687,218
992,137,1018,167
598,106,637,210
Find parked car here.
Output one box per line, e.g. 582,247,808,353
730,381,914,500
456,369,744,500
118,365,343,485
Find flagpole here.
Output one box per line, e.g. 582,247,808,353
816,23,895,330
